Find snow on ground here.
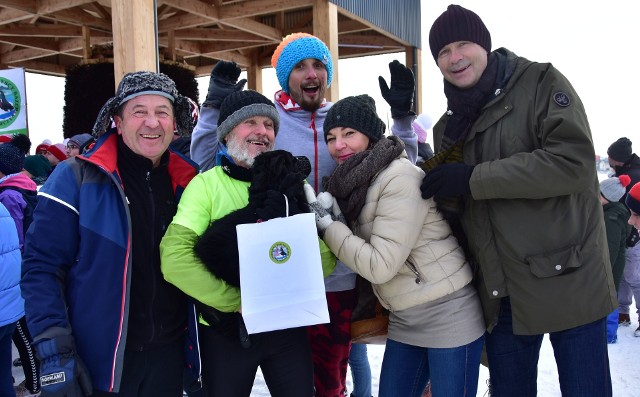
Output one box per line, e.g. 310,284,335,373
12,301,639,396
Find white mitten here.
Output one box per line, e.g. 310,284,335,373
303,184,334,232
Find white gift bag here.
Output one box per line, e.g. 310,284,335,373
236,199,329,334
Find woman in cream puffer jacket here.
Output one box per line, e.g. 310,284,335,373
313,94,485,397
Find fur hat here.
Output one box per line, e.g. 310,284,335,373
607,137,633,163
626,182,640,215
0,134,30,175
217,90,279,144
92,71,193,138
323,95,386,143
600,175,631,203
23,154,52,178
46,143,68,162
429,4,491,62
271,33,333,94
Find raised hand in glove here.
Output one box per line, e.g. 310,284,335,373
303,184,333,233
203,61,247,108
420,163,474,199
378,60,416,119
36,335,92,397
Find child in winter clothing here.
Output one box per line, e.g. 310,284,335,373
600,175,632,343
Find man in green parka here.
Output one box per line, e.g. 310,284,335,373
420,4,616,397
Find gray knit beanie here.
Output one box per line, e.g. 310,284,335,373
600,175,631,203
323,95,386,143
92,71,193,138
429,4,491,61
217,90,280,144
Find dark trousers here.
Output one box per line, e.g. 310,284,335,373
92,339,184,397
200,325,314,397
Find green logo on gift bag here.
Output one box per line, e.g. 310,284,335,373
269,242,291,264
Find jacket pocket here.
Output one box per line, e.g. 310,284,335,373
525,245,582,278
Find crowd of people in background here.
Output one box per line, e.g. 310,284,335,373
2,3,640,397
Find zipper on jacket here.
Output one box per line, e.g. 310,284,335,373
406,258,424,284
146,170,157,344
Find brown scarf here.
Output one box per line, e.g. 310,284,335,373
323,136,405,223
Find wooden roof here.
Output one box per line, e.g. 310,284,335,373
0,0,418,77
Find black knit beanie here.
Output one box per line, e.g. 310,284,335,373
323,94,385,143
429,4,491,62
0,134,31,175
217,90,280,144
607,137,633,163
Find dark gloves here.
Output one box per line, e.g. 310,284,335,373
203,61,247,108
196,303,250,348
255,190,289,221
36,335,92,397
378,60,416,119
420,163,474,200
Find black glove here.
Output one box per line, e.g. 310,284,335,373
203,61,247,108
378,60,416,119
197,303,250,348
256,190,288,221
36,335,92,397
420,163,474,199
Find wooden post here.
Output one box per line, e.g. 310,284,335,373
111,0,159,88
405,46,422,115
313,0,338,102
248,52,263,93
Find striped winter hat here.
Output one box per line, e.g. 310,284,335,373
429,4,491,61
626,182,640,215
271,33,333,94
217,90,280,144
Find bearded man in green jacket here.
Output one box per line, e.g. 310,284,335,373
420,5,616,397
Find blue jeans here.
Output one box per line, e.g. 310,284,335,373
349,343,372,397
0,322,17,397
378,335,483,397
485,298,612,397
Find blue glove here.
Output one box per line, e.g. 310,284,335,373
203,61,247,108
36,335,92,397
420,163,474,199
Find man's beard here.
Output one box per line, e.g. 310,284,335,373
226,133,273,168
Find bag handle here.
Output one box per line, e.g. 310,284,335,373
283,194,289,217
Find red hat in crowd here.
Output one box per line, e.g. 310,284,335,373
0,134,12,143
626,182,640,215
46,143,68,162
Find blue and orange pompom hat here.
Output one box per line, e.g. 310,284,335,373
271,33,333,94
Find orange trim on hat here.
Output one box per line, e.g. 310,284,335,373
271,32,314,68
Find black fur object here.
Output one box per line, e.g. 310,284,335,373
194,150,310,288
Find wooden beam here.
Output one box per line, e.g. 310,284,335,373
405,46,421,114
0,46,55,63
166,0,218,21
0,0,37,13
82,25,90,61
0,24,85,37
170,28,268,42
37,0,95,15
15,60,67,76
0,8,35,25
313,0,338,102
112,0,158,85
158,13,211,31
219,0,312,20
219,17,281,41
0,36,59,51
247,51,263,93
46,9,113,30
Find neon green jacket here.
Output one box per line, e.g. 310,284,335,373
160,166,335,315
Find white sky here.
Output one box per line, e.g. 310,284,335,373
22,0,639,155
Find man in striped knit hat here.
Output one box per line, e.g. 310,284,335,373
190,33,418,397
